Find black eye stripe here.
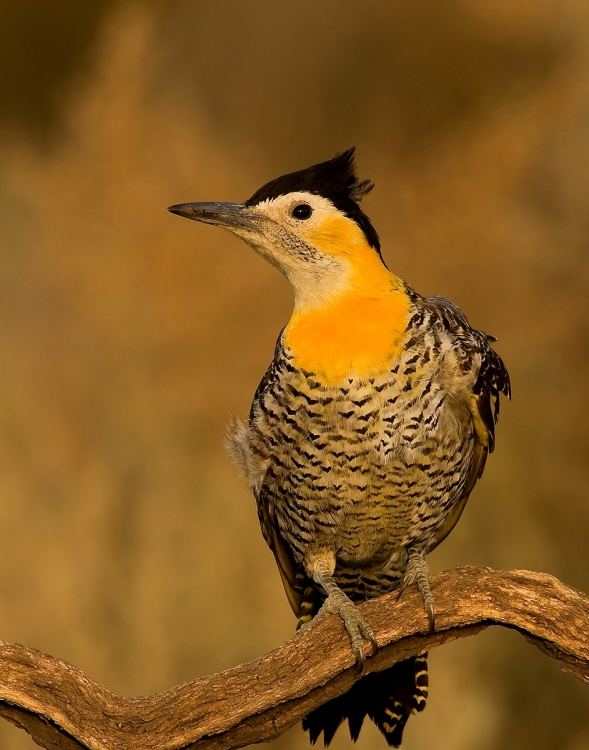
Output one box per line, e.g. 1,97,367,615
292,203,313,220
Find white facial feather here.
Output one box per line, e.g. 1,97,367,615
233,192,353,311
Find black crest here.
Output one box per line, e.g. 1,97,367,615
245,148,382,260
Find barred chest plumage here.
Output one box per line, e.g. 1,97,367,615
230,306,480,600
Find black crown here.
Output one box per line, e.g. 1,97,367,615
245,148,382,260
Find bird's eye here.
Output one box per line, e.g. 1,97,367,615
291,203,313,220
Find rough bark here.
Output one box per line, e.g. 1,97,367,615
0,567,588,750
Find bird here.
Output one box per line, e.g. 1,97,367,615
168,149,510,747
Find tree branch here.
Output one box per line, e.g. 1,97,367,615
0,567,588,750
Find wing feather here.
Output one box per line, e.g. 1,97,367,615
422,297,510,550
258,495,302,616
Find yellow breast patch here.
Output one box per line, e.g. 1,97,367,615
284,289,411,384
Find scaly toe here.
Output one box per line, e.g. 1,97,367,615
359,620,379,656
399,548,436,631
396,574,414,602
324,592,376,671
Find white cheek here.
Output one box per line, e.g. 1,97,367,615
241,228,351,307
238,197,353,309
237,231,292,276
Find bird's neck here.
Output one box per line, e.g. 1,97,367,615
284,255,411,385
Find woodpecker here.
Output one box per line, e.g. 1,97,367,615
169,149,510,747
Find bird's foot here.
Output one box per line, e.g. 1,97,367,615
320,588,378,672
397,548,435,631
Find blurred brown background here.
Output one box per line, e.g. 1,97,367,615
0,1,588,748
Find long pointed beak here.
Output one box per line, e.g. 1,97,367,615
167,201,263,231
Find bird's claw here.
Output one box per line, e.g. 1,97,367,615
398,549,436,632
395,579,408,602
425,600,435,632
322,589,378,672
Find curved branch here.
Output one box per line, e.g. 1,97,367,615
0,567,588,750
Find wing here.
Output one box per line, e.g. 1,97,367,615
422,297,511,550
248,333,305,616
257,492,303,616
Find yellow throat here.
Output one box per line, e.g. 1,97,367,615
283,228,411,385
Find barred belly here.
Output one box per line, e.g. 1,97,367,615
250,338,477,601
